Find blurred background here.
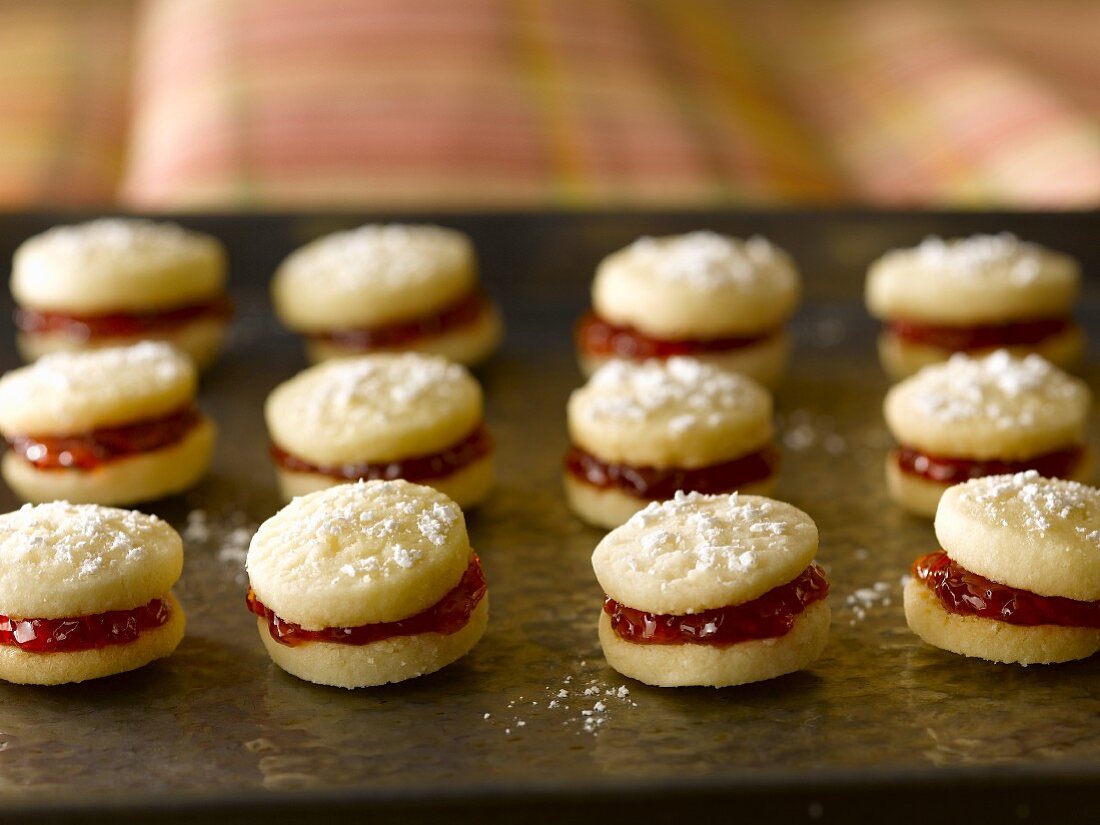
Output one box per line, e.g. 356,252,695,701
1,0,1098,212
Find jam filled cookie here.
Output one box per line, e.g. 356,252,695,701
884,351,1091,518
265,353,493,507
591,491,830,687
866,234,1083,380
565,358,779,529
271,224,502,366
905,472,1100,665
12,218,231,370
0,343,215,505
575,232,801,388
0,502,185,684
245,480,488,688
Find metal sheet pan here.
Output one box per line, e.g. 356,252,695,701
0,211,1096,823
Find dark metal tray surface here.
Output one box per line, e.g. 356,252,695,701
0,211,1096,824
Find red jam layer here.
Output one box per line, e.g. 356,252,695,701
575,310,776,359
8,405,202,471
270,423,492,483
246,556,487,647
565,444,779,500
913,551,1100,628
896,444,1084,486
604,563,829,646
14,295,232,340
310,289,489,349
887,317,1070,351
0,598,171,653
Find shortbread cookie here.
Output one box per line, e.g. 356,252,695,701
575,232,800,388
564,358,779,529
265,353,493,507
0,502,185,684
271,224,502,366
0,343,216,505
884,351,1092,517
591,491,830,687
11,218,231,370
245,480,488,688
905,472,1100,665
866,234,1083,379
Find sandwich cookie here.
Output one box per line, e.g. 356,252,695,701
884,351,1091,517
12,218,231,370
565,358,779,529
265,353,493,507
905,472,1100,665
0,342,216,505
271,224,502,366
866,233,1083,379
0,502,185,684
591,491,829,687
575,232,801,388
245,480,488,688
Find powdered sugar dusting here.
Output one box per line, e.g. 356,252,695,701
908,233,1052,284
623,231,787,289
281,353,472,429
958,471,1100,537
282,224,470,288
575,357,768,437
22,218,208,265
247,480,465,588
903,351,1086,430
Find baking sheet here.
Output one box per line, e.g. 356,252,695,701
0,211,1097,821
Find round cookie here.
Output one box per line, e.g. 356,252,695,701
11,218,230,369
0,342,216,505
904,472,1100,665
883,351,1092,517
271,224,502,367
578,232,801,387
0,502,185,684
245,480,488,688
265,353,493,507
565,358,778,528
591,491,829,687
866,234,1083,379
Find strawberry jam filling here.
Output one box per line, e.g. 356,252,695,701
270,423,492,483
914,551,1100,628
8,405,202,471
0,598,171,653
575,310,776,359
565,444,779,500
896,444,1084,486
604,562,829,646
310,289,489,349
246,556,487,647
887,317,1070,352
15,295,232,340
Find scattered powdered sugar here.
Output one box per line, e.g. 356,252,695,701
622,231,787,289
906,233,1050,284
844,581,894,626
283,224,469,288
904,351,1083,430
183,508,256,585
779,409,849,455
959,470,1099,537
487,672,637,738
577,357,767,436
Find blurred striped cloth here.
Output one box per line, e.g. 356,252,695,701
2,0,1099,208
